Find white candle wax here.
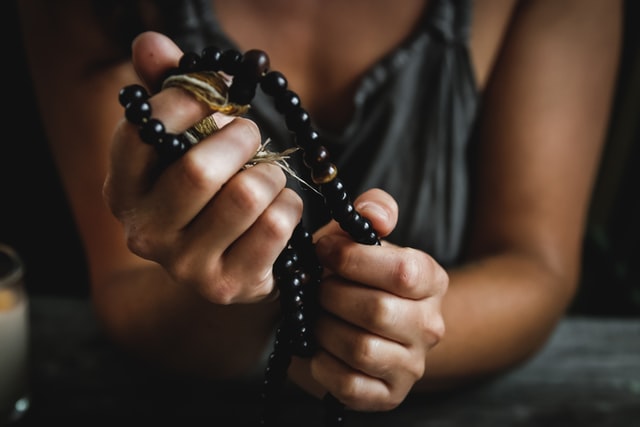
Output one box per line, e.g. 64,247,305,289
0,290,29,418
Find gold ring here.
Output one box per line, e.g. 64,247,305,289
183,115,219,145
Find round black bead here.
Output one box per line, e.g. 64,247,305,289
274,247,299,277
293,336,315,358
331,202,355,224
274,90,301,114
341,214,378,245
200,46,223,70
124,98,152,125
157,133,186,158
178,51,201,72
303,145,331,169
229,80,257,105
320,178,346,201
242,49,270,79
355,230,381,246
278,271,304,296
139,118,165,145
285,107,311,133
324,189,349,213
261,71,288,96
282,293,305,313
220,49,243,75
290,228,313,252
295,128,320,151
118,84,148,107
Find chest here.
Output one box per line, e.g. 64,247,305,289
211,0,515,130
212,0,430,130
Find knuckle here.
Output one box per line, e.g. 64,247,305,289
431,315,446,342
364,296,396,329
178,152,222,192
351,336,380,368
257,206,297,242
435,265,450,293
164,252,239,305
333,376,362,408
381,392,405,412
407,353,427,381
124,224,156,259
229,179,264,212
419,310,446,349
426,314,446,347
198,272,238,305
392,252,422,294
238,117,262,144
332,243,358,275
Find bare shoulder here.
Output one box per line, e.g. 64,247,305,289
469,0,518,90
465,0,623,276
469,0,622,91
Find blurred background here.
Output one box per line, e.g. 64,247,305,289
570,0,640,317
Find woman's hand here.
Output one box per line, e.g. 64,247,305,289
297,189,449,412
103,31,303,304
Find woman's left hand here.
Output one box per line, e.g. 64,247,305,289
297,189,448,412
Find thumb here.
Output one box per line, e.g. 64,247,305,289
353,188,398,238
131,31,184,92
314,188,398,241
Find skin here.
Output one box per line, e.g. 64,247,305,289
17,0,622,412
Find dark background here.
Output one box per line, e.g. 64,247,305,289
569,0,640,316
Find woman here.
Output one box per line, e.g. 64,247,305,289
14,0,621,414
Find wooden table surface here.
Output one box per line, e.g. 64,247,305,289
12,296,640,426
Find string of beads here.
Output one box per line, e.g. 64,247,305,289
118,45,380,426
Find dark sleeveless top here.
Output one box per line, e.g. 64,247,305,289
168,0,479,267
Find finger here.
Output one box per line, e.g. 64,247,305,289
104,117,159,216
173,165,294,303
314,188,398,242
220,187,303,302
352,189,398,238
131,31,183,92
147,167,296,304
142,114,262,232
181,161,287,245
314,315,421,385
311,350,403,412
106,79,221,218
315,235,446,299
319,277,444,345
105,33,196,217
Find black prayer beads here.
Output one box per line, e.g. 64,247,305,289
118,44,380,427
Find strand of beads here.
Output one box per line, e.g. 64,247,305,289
219,46,380,427
118,44,380,427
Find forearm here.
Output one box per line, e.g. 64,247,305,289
417,250,577,390
91,263,280,379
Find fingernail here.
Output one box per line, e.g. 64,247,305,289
355,201,387,222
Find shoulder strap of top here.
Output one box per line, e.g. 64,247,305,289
422,0,473,43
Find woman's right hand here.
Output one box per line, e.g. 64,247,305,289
103,31,303,304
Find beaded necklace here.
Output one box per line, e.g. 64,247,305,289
118,45,380,426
